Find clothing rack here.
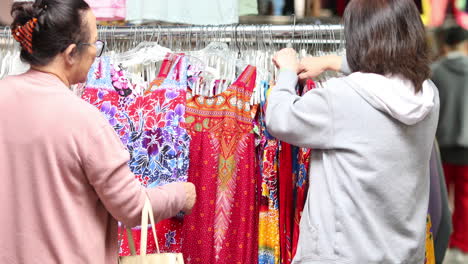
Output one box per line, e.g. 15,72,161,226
0,23,345,83
95,24,343,35
0,24,344,46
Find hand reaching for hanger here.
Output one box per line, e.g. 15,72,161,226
298,55,342,80
273,48,300,73
182,182,197,215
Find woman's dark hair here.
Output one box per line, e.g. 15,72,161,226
11,0,90,66
344,0,430,93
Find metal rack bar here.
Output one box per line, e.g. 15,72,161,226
0,24,343,38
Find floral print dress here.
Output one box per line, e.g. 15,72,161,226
82,56,136,143
82,54,190,255
119,53,190,255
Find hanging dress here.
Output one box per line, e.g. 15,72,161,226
83,54,190,255
81,56,136,149
118,53,190,256
82,56,123,108
279,141,294,264
182,65,259,264
258,80,281,264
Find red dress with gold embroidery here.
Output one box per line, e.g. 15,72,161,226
182,66,259,264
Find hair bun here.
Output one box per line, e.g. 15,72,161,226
11,1,39,27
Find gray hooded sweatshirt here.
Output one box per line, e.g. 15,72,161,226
431,52,468,164
266,68,439,263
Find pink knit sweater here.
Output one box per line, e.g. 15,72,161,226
0,70,186,263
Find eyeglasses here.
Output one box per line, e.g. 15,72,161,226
78,40,105,57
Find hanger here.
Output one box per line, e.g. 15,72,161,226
115,34,170,69
286,14,296,49
0,27,10,78
186,25,235,96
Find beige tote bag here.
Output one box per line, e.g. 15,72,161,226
119,196,184,264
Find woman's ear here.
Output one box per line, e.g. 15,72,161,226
63,43,78,66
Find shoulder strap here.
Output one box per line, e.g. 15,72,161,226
232,65,257,94
156,53,179,80
149,53,186,91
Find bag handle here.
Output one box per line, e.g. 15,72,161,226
141,195,161,256
125,227,137,256
125,196,161,256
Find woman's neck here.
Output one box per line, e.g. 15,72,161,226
31,64,70,87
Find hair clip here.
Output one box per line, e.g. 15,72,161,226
12,17,38,54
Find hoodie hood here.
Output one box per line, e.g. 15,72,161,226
438,52,468,75
345,72,435,125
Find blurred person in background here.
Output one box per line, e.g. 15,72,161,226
431,26,468,264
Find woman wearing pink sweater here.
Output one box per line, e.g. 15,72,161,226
0,0,196,263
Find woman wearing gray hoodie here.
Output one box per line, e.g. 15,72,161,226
267,0,439,263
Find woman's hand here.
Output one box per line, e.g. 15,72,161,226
182,182,197,214
273,48,300,73
298,55,342,80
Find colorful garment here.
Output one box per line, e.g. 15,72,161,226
258,81,280,264
279,142,294,264
291,147,311,258
118,53,190,255
82,54,190,255
182,65,259,263
291,79,315,257
425,215,435,264
82,57,135,139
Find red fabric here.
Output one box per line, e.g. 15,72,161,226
279,142,294,264
182,66,259,263
443,163,468,253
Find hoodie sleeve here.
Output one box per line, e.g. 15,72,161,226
266,69,334,149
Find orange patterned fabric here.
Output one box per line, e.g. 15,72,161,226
182,65,259,264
